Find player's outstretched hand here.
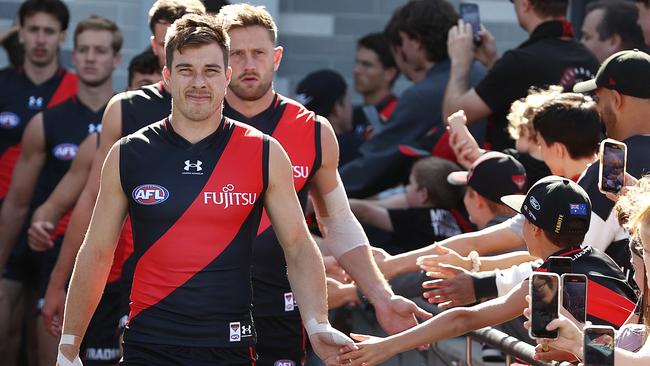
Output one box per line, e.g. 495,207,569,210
309,321,357,366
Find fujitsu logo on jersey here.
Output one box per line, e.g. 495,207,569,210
132,184,170,205
292,165,309,179
52,143,79,160
203,184,257,209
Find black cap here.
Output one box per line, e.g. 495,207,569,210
447,151,527,203
295,70,347,116
573,49,650,98
501,176,591,235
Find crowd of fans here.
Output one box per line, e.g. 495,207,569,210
2,0,650,365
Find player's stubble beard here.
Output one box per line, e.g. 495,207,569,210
228,72,273,102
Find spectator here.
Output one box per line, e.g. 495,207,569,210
341,177,638,366
443,0,599,151
447,151,526,232
581,0,646,62
350,156,464,252
339,0,486,198
634,0,650,45
352,32,399,138
127,47,161,90
295,69,360,166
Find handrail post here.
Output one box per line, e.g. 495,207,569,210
466,336,473,366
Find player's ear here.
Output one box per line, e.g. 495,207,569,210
162,66,171,87
273,46,283,72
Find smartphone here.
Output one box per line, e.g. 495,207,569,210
548,256,572,276
583,325,615,366
460,3,481,45
529,273,561,339
561,273,587,323
598,138,627,194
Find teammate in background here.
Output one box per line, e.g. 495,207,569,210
352,32,399,138
58,13,353,366
25,0,206,362
126,47,161,91
0,15,120,366
217,4,430,366
0,0,76,363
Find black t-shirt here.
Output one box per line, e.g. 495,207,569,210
388,207,462,252
475,21,599,151
501,148,551,190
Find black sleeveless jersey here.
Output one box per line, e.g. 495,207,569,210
0,66,77,200
120,81,171,136
224,94,322,317
33,97,105,239
121,118,269,347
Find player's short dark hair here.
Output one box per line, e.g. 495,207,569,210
529,0,568,18
201,0,230,15
586,0,645,50
148,0,206,34
165,14,229,69
384,0,458,63
19,0,70,31
128,48,161,86
74,15,123,54
532,93,601,160
634,0,650,8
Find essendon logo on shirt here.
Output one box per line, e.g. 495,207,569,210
203,184,257,209
132,184,170,205
52,143,79,160
229,322,241,342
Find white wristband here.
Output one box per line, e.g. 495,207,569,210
58,335,83,366
468,251,481,273
304,319,354,346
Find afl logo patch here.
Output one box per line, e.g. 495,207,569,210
0,112,20,128
274,361,296,366
132,184,169,205
52,143,79,160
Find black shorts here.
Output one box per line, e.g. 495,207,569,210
120,342,256,366
81,281,123,365
254,316,306,366
4,230,62,298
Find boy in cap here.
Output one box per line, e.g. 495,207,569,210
340,176,637,366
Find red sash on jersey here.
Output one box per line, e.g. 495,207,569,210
0,144,21,200
130,123,265,319
107,216,134,284
257,99,317,235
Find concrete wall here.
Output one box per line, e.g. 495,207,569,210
0,0,526,100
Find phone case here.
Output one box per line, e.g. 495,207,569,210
598,138,627,195
529,273,561,339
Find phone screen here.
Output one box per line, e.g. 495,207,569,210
562,274,587,323
600,142,626,193
530,273,560,338
460,3,481,44
548,256,572,276
584,327,615,366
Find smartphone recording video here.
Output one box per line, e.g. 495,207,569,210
599,139,627,194
584,325,615,366
561,274,587,323
460,3,481,45
529,273,560,339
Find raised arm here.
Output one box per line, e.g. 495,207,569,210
58,142,128,365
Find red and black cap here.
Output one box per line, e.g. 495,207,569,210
573,49,650,98
501,176,591,235
447,151,527,204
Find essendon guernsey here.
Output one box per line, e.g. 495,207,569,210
120,118,269,347
224,93,322,317
0,67,77,200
